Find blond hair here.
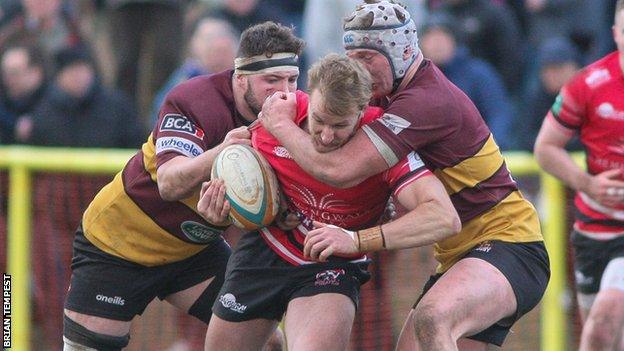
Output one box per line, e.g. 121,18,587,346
307,54,372,117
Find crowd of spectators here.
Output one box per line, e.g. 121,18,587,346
0,0,617,150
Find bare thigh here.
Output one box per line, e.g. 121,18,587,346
64,309,131,337
419,258,516,337
285,293,356,351
204,314,277,351
395,258,516,350
164,277,213,312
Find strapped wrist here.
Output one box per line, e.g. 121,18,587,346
356,226,386,252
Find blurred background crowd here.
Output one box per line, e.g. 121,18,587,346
0,0,617,151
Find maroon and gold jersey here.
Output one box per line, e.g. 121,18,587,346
83,71,247,266
252,91,431,265
362,60,542,272
547,52,624,238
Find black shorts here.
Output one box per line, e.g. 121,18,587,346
572,230,624,294
212,231,371,322
64,224,231,323
414,240,550,346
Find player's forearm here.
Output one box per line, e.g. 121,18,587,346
157,150,218,201
534,143,590,193
271,121,362,187
380,199,461,250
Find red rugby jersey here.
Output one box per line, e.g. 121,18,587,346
251,91,431,265
547,52,624,238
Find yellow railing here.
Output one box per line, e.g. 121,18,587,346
0,146,135,351
0,146,580,351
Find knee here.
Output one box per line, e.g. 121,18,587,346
63,315,130,351
412,303,450,340
263,327,285,351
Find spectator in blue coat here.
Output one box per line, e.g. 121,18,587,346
150,17,239,124
516,36,582,152
420,14,515,150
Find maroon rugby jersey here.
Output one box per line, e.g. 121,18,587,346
251,91,431,265
361,60,542,272
83,70,247,266
547,52,624,238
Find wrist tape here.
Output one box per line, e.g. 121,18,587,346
356,226,386,252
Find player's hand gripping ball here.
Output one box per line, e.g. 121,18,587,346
211,144,280,230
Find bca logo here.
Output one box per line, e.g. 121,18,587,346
160,114,205,139
343,34,354,45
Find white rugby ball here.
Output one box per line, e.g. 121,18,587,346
211,144,280,230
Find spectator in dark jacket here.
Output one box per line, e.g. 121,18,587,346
515,36,582,151
420,14,515,150
431,0,525,96
18,45,143,148
206,0,287,35
106,0,186,116
150,17,239,124
0,44,47,144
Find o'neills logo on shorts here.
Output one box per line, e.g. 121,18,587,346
96,294,125,306
219,293,247,313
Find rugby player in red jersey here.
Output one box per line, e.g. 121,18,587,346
535,1,624,349
258,1,550,350
62,22,302,351
199,54,460,351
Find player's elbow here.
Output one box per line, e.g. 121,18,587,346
158,182,179,201
157,176,191,201
448,213,462,236
437,203,461,238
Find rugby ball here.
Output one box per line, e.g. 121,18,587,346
211,144,280,230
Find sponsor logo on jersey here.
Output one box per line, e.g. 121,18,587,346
290,185,363,227
180,221,222,244
585,68,611,88
95,294,125,306
273,146,292,159
407,151,424,170
314,269,345,286
379,113,411,135
160,114,205,139
596,102,624,121
219,293,247,313
156,137,204,158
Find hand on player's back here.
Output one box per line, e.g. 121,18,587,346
259,91,297,134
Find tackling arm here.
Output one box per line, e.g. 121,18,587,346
157,126,252,201
157,147,223,201
259,92,389,188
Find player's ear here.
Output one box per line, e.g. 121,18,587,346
234,74,248,90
